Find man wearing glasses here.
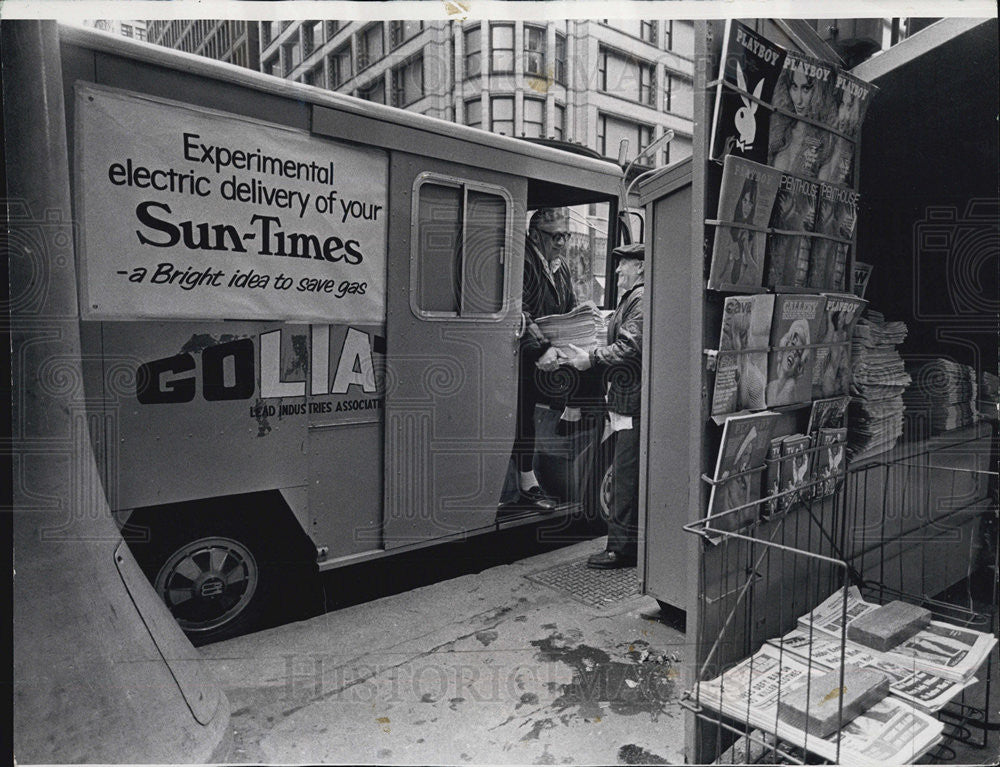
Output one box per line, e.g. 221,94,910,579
506,207,577,510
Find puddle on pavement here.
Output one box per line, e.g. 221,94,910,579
529,631,678,721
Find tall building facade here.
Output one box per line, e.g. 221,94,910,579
85,19,148,41
145,20,260,70
258,19,696,169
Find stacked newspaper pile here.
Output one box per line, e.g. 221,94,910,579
848,311,910,460
694,644,944,766
693,586,998,765
903,358,979,434
798,587,997,684
533,302,607,352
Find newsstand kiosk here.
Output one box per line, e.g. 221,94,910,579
637,18,998,765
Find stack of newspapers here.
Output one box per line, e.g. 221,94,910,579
848,311,911,460
694,587,997,766
533,302,607,352
903,358,979,434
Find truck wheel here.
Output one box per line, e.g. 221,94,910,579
129,512,274,644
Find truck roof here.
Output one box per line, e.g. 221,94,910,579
60,24,623,206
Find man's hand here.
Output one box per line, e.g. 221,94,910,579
536,346,563,372
563,344,592,371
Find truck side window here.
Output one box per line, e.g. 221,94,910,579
412,175,511,319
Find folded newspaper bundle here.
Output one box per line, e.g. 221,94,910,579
848,311,910,460
533,302,607,352
694,644,943,766
799,587,997,684
904,358,979,434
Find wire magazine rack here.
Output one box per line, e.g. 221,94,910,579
681,447,998,765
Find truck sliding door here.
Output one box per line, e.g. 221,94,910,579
382,153,526,547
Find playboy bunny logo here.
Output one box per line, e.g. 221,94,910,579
734,62,765,151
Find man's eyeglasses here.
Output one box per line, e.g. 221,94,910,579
542,231,571,245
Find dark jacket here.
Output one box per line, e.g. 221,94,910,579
590,283,643,416
521,238,577,358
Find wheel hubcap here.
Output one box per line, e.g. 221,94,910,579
599,466,614,523
154,536,258,633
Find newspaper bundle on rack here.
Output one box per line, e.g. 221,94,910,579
903,358,980,434
768,627,976,712
695,644,943,766
848,310,911,460
799,587,998,683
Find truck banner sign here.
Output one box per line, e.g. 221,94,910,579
75,84,387,323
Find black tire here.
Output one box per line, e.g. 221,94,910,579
578,431,615,534
127,506,278,644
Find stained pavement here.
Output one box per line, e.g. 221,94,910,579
199,538,690,765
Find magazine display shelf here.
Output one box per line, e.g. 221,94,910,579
636,18,999,766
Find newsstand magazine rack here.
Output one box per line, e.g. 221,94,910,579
634,17,999,766
680,448,997,764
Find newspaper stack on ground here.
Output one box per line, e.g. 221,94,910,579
848,310,910,460
903,358,979,434
694,643,943,766
532,302,607,352
798,587,997,683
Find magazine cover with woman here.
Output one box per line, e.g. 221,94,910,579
812,293,868,399
708,157,782,290
765,174,819,288
767,50,837,179
808,182,860,289
711,293,774,415
766,293,826,406
817,70,877,186
707,411,778,532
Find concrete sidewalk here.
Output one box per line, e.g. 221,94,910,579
200,538,689,765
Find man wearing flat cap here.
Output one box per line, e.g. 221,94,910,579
564,242,645,568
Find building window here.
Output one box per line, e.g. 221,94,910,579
358,78,386,104
597,114,653,164
663,20,674,51
263,54,280,78
662,140,671,167
465,99,482,129
663,73,672,112
490,24,514,74
554,32,567,84
389,20,423,49
640,64,656,107
553,103,565,140
120,23,133,37
265,21,282,46
641,20,657,45
303,20,323,58
599,47,656,106
523,97,544,138
328,44,352,87
464,26,481,80
282,39,302,72
524,25,546,77
414,178,510,317
326,20,341,40
391,54,424,107
490,96,514,136
357,23,384,71
304,64,324,87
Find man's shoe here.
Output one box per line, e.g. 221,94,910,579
586,550,636,570
519,486,557,511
